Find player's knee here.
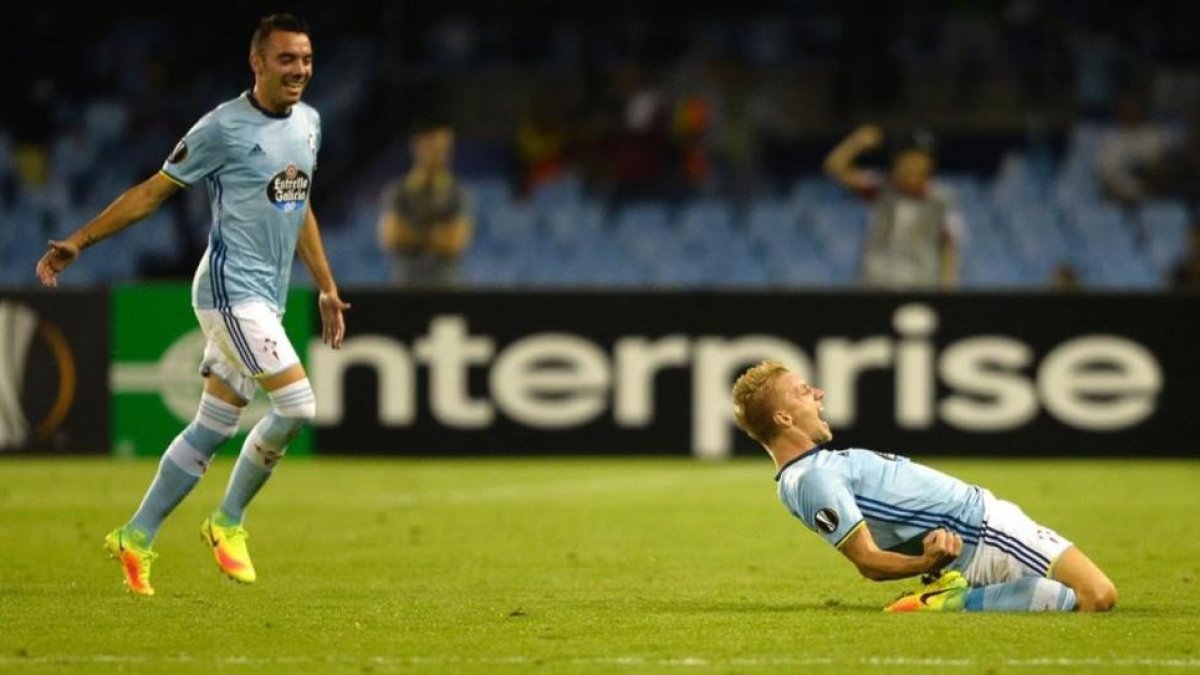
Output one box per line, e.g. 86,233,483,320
268,378,316,424
264,411,307,445
257,379,315,449
1076,580,1118,612
187,393,244,446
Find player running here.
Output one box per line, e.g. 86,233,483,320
35,14,348,596
731,361,1117,612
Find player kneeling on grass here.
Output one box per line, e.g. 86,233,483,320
731,361,1117,613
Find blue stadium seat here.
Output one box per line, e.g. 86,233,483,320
745,199,804,240
614,202,673,265
960,245,1027,288
544,201,607,254
1139,200,1191,273
809,203,865,273
789,176,850,209
989,152,1045,206
461,250,523,287
938,173,984,205
132,212,181,259
677,199,733,238
582,243,647,286
481,203,540,253
1000,204,1072,278
1063,204,1137,254
530,175,584,212
462,177,513,216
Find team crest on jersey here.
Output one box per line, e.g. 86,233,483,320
815,508,839,534
267,164,310,212
168,141,189,164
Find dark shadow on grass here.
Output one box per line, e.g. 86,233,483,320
646,601,1200,618
646,600,880,614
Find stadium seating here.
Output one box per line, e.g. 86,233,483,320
1,122,1190,291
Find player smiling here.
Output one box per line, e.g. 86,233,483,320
35,14,348,596
731,360,1117,612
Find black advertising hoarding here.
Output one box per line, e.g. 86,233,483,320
0,290,109,454
311,291,1200,458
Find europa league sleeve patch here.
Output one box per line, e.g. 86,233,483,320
168,141,189,164
814,508,840,534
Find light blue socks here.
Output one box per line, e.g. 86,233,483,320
217,380,315,525
128,394,241,542
965,577,1077,611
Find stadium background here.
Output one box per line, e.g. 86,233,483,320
2,0,1198,458
2,2,1200,672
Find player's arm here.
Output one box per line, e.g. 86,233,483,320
823,124,884,193
298,207,350,349
36,172,180,287
938,205,964,288
377,209,424,253
839,526,963,581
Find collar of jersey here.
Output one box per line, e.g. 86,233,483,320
245,90,292,119
774,446,824,482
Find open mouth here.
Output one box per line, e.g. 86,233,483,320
283,81,305,95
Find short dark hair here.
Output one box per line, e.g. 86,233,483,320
410,115,452,137
890,127,938,160
251,13,310,54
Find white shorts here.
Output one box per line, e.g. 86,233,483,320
962,490,1073,586
194,301,300,402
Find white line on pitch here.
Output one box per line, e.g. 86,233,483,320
2,655,1198,668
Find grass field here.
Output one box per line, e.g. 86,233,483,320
1,456,1198,673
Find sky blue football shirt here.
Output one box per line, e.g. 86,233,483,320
776,448,985,573
161,91,321,313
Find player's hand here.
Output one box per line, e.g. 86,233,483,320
921,528,963,569
851,124,884,150
318,291,351,349
35,239,81,288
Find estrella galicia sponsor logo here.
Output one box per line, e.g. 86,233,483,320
267,164,310,212
815,509,839,534
168,140,188,164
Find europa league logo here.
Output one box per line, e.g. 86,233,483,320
0,301,76,450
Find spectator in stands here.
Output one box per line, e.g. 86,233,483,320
377,119,473,287
825,124,963,290
1051,262,1083,292
1161,107,1200,209
516,97,569,198
1097,96,1172,207
608,64,670,202
11,79,55,188
1170,224,1200,289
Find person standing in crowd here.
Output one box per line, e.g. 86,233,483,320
825,125,963,290
377,119,473,287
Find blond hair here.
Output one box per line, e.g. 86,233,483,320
731,360,789,446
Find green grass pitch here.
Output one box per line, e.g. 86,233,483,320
2,456,1198,673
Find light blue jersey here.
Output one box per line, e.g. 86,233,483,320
776,448,985,573
161,91,321,312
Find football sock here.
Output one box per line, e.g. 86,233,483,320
964,577,1077,612
218,380,314,525
129,394,241,543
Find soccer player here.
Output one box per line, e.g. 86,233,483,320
35,14,348,596
731,361,1118,612
824,124,962,289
